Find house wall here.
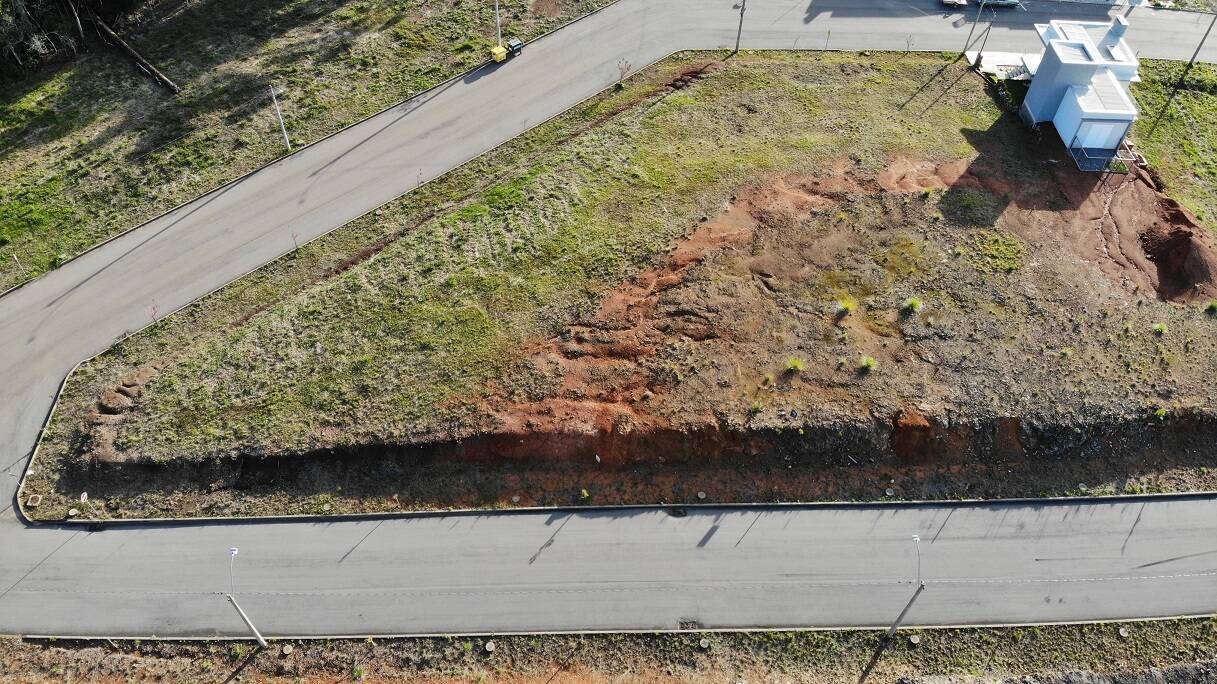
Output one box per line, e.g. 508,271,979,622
1022,47,1100,124
1052,90,1085,143
1075,119,1130,150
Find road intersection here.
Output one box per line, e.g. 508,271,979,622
2,0,1215,637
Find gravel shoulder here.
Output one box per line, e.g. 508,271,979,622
2,620,1215,682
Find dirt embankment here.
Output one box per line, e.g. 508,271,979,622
58,147,1217,519
81,158,1217,470
447,153,1217,467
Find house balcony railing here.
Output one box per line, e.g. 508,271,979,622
1068,134,1137,172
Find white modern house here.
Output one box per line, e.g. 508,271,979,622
1018,16,1140,171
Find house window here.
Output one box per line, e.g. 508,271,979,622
1076,121,1124,150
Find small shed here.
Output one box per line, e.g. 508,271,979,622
1017,17,1140,171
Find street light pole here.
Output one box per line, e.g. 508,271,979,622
858,537,926,684
734,0,747,54
962,0,988,59
1187,11,1216,70
229,547,239,596
226,546,268,648
269,86,291,152
858,583,927,684
495,0,503,47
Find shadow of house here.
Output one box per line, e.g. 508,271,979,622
1016,17,1141,172
934,110,1104,230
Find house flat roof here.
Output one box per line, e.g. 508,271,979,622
1035,19,1137,69
1074,69,1137,116
1055,41,1092,63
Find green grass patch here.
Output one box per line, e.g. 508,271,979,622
1132,60,1217,228
965,229,1026,273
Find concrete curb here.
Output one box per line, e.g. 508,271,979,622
13,611,1217,641
22,489,1217,530
14,43,763,523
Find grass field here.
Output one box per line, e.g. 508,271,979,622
1132,60,1217,226
0,0,606,290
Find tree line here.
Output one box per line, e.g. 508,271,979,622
1,0,139,78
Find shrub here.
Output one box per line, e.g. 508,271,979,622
859,356,877,373
1205,301,1217,315
903,297,924,314
786,357,805,373
833,299,855,316
1153,323,1168,336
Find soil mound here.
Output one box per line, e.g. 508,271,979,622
1056,165,1217,303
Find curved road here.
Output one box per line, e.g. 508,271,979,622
2,0,1215,637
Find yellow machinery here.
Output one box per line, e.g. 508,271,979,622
490,38,524,63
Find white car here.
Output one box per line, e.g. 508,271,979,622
941,0,968,7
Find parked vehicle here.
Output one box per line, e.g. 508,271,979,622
491,37,526,63
941,0,968,8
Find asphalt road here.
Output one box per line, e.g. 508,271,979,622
1,0,1216,637
2,500,1216,637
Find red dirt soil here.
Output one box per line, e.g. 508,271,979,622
80,157,1217,469
465,157,1217,466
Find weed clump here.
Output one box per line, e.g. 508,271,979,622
903,297,924,314
965,230,1026,273
1153,323,1168,336
858,356,878,373
786,357,806,373
833,299,856,317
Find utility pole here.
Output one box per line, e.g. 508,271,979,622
270,86,291,152
734,0,747,54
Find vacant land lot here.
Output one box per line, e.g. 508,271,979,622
2,619,1215,682
0,0,604,289
23,51,1217,521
